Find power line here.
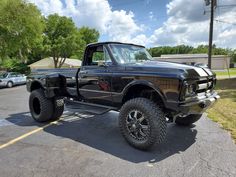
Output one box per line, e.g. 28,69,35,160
215,1,236,26
217,4,236,8
215,19,236,26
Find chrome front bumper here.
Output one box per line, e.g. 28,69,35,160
179,92,220,115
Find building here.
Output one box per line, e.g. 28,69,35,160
29,57,81,70
153,54,230,70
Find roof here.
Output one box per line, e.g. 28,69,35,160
87,41,145,48
29,58,55,68
64,58,82,66
29,57,81,69
158,54,228,59
161,54,208,58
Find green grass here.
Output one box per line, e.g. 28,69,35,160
207,78,236,141
214,68,236,77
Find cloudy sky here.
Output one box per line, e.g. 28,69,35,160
28,0,236,48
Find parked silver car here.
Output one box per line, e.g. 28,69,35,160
0,72,26,88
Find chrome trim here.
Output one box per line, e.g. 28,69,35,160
79,88,120,95
197,81,212,90
198,83,208,90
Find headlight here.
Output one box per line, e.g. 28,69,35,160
185,84,195,96
180,81,197,101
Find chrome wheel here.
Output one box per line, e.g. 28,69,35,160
126,110,150,141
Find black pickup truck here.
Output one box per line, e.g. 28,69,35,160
26,42,220,150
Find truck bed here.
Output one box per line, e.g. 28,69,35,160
30,68,79,96
30,68,78,78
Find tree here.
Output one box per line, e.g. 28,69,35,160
149,45,193,57
149,44,230,58
228,49,236,63
44,14,85,68
191,45,209,54
75,27,99,60
27,38,46,64
78,26,100,45
0,0,44,62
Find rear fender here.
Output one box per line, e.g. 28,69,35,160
28,74,67,98
44,74,67,97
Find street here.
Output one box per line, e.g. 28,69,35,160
0,86,236,177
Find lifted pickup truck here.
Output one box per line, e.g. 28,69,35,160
27,42,220,150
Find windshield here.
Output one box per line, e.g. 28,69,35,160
0,72,8,79
109,44,152,64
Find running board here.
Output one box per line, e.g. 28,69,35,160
64,99,117,115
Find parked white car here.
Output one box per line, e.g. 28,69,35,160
0,72,26,88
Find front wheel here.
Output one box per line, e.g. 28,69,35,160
119,98,167,150
7,81,13,88
175,114,202,126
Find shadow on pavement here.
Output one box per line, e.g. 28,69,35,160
6,111,197,164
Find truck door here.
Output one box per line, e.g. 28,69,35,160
78,45,113,106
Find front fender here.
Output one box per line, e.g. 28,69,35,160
122,80,166,101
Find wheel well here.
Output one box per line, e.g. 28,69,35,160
122,84,164,107
30,81,43,92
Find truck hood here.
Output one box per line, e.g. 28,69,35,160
124,60,215,79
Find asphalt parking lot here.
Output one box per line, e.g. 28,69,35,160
0,86,236,177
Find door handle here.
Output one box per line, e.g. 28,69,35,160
80,71,88,74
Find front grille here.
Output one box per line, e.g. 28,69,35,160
196,78,214,93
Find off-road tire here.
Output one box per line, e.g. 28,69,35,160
29,89,54,122
51,98,64,120
7,81,13,88
119,98,167,150
175,114,202,126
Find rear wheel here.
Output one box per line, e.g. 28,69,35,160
175,114,202,126
119,98,167,150
51,98,64,120
29,89,54,122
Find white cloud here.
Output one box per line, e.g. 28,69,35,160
106,10,141,42
29,0,142,43
28,0,236,48
131,34,149,45
148,0,236,48
149,11,154,20
29,0,64,15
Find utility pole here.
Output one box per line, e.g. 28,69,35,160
205,0,217,69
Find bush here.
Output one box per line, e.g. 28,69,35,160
1,58,30,74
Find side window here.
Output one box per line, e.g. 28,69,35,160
85,45,112,66
8,73,15,78
92,51,104,65
12,73,18,77
85,45,104,66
